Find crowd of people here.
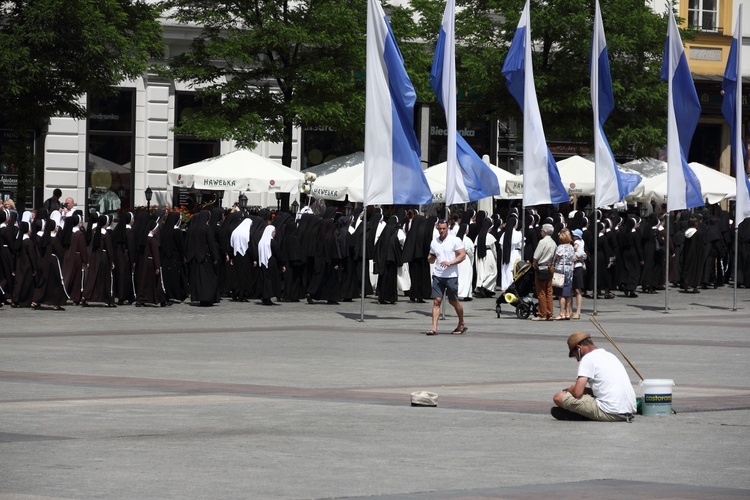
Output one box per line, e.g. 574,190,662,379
1,194,749,313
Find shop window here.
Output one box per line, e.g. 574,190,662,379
87,89,134,216
174,92,220,208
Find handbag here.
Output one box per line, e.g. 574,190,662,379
552,272,565,288
536,265,551,280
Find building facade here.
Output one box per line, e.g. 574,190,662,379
35,0,750,215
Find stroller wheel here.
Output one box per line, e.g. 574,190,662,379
516,303,531,319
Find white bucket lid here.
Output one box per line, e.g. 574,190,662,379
640,379,675,387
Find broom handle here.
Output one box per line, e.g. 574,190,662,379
589,317,645,382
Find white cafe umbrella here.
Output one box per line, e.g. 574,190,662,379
310,152,447,204
305,152,364,177
634,161,737,204
505,155,641,200
167,149,304,194
311,163,365,202
424,160,520,201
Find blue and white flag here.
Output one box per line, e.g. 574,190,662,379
661,9,703,211
430,0,499,205
365,0,432,205
721,6,750,227
501,0,567,207
591,0,640,207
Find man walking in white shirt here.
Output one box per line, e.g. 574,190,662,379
426,220,467,335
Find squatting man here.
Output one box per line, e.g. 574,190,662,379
551,332,637,421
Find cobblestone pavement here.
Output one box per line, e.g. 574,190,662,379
1,285,749,498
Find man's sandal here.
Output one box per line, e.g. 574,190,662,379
425,330,438,336
451,326,468,335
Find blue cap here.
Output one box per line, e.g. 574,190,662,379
572,229,583,239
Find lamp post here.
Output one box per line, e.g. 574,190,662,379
291,199,299,214
238,193,248,209
195,191,203,207
275,192,282,212
145,186,153,212
216,190,224,208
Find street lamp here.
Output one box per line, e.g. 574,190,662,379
216,190,224,208
195,191,203,206
275,192,282,212
291,199,299,214
238,193,248,209
145,186,153,212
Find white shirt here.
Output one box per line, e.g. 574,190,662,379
578,348,637,415
430,233,464,278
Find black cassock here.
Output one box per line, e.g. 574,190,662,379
160,212,188,302
83,225,115,305
13,231,37,307
136,235,167,305
186,211,221,305
681,227,707,290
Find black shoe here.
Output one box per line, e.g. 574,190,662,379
550,407,591,421
305,293,313,304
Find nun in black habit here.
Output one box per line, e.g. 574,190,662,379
82,215,116,307
112,212,136,305
31,220,68,310
402,212,429,303
617,216,643,297
336,215,358,302
680,216,707,293
258,224,282,305
0,210,13,302
134,220,168,307
306,217,342,304
350,209,374,298
374,215,403,305
186,210,221,306
639,214,664,294
160,211,188,302
228,217,254,302
278,213,304,302
11,221,36,308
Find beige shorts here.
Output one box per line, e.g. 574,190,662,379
561,393,627,422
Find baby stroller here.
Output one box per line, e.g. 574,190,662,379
495,260,538,319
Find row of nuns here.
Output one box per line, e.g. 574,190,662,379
3,201,748,310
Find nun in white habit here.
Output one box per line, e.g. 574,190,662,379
258,225,282,305
229,218,253,301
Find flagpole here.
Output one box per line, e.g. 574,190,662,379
733,223,738,311
359,206,367,323
664,214,670,313
359,208,367,322
520,206,526,264
593,209,598,315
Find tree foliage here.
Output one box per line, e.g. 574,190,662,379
156,0,673,164
447,0,671,158
157,0,368,167
0,0,164,132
